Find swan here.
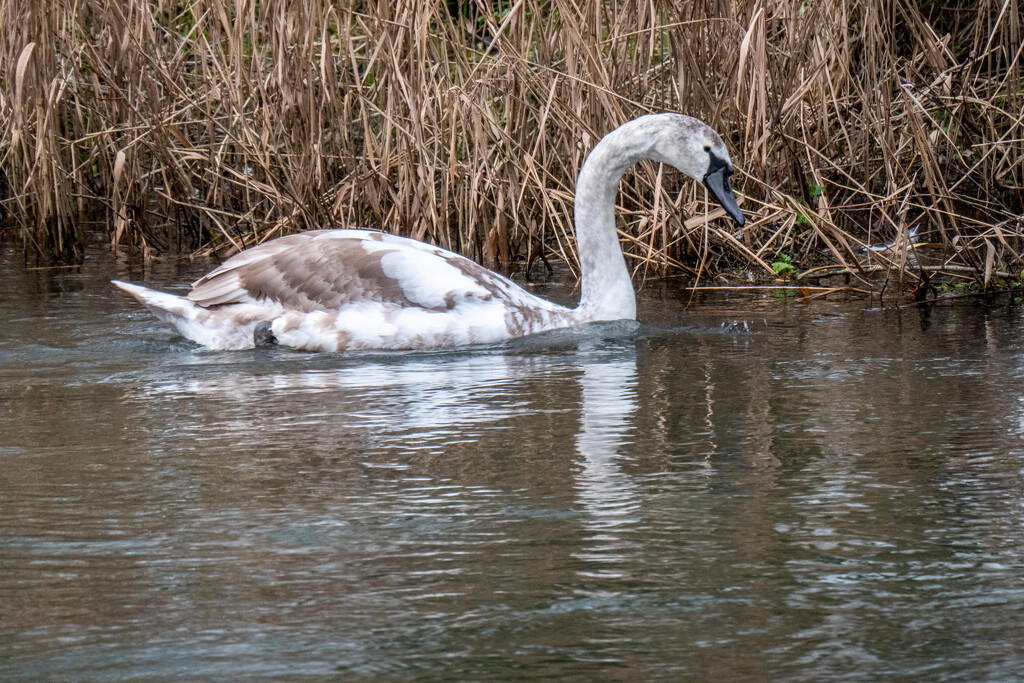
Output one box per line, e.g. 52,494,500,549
113,113,744,351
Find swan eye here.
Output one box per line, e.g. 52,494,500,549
703,145,711,152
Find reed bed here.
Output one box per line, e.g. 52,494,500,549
1,0,1022,293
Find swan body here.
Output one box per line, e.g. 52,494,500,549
114,113,744,351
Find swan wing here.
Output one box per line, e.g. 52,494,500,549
188,229,525,312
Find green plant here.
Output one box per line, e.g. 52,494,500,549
771,253,798,278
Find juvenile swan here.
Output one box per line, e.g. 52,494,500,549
113,114,744,351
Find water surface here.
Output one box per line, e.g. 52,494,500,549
2,246,1024,680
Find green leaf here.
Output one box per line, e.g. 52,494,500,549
771,253,797,277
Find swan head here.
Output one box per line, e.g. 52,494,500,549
641,114,745,228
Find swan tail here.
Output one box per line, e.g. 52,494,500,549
112,280,193,324
112,280,258,349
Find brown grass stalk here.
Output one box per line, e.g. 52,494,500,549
0,0,1021,293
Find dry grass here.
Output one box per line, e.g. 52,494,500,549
1,0,1022,293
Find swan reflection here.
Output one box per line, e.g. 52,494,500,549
572,350,642,576
125,335,645,571
127,351,579,454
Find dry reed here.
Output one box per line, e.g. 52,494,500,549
1,0,1022,293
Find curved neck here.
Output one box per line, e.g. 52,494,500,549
573,121,655,321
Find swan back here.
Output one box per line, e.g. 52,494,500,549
190,230,505,312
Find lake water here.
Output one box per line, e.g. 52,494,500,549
3,244,1024,680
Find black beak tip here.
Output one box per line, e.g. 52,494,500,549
703,165,745,229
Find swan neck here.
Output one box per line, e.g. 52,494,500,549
574,126,650,321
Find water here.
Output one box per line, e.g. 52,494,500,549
3,244,1024,680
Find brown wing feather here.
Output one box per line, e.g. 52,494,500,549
188,233,414,311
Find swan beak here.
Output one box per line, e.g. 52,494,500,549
703,153,745,228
